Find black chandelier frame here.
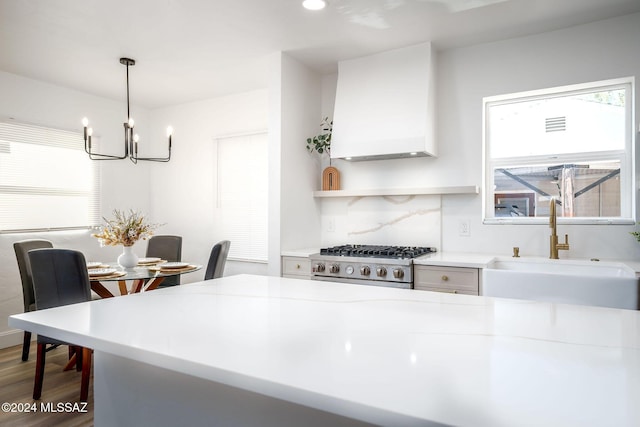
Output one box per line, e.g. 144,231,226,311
83,57,172,163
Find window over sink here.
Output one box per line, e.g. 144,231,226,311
483,77,634,224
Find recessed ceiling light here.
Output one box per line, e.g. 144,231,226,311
302,0,327,11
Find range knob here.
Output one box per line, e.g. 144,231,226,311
392,268,405,279
312,263,325,273
329,264,340,274
376,266,387,277
360,265,371,276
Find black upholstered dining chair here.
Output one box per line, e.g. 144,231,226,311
205,240,230,280
13,239,53,361
28,248,93,401
146,235,183,286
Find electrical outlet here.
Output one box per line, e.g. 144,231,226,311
459,220,470,236
327,217,336,233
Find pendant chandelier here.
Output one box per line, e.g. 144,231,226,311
82,58,172,163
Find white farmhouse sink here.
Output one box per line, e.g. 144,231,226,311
482,257,640,310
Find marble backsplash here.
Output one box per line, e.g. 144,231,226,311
319,194,441,249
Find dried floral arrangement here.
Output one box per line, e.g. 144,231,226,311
92,209,161,247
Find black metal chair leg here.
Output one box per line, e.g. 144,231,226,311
22,331,31,361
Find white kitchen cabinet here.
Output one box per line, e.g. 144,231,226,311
414,265,479,296
281,256,311,279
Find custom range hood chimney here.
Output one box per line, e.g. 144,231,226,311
331,42,436,161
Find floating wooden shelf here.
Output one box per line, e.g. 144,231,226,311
312,186,480,198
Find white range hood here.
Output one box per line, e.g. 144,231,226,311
331,42,436,161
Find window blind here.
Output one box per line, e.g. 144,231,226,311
0,120,101,232
215,132,268,262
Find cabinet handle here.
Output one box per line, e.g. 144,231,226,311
296,264,300,269
441,275,449,281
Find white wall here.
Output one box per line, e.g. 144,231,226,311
266,52,325,276
0,71,152,348
440,12,640,260
148,89,269,278
279,54,324,253
267,53,283,276
318,12,640,261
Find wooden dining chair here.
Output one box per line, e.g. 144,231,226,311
205,240,230,280
146,235,182,286
13,239,53,361
28,248,93,402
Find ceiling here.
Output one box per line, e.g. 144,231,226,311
1,0,639,109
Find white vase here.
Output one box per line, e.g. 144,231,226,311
118,245,139,268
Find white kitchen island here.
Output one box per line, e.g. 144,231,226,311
9,274,640,427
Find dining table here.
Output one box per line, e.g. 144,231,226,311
88,259,202,298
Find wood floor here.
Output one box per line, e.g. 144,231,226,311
0,342,93,426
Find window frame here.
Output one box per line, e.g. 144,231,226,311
482,77,635,225
0,119,101,233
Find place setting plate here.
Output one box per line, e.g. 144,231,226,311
137,257,163,265
149,262,196,272
158,262,189,269
89,268,120,277
87,261,107,269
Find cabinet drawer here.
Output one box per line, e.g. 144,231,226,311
414,286,478,296
414,266,479,295
282,257,310,278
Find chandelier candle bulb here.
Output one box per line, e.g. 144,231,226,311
82,118,88,140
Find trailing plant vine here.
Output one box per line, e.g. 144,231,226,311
306,117,332,165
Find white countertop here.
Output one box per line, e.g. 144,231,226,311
413,251,496,268
280,247,319,257
282,249,640,274
9,274,640,426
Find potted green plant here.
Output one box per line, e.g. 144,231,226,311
306,117,339,190
306,117,332,166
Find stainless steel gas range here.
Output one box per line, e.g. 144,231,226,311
310,245,437,289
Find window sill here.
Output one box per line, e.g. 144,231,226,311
484,217,635,225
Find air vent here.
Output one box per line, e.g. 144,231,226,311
545,116,566,132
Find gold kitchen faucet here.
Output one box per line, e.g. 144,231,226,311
549,198,570,259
